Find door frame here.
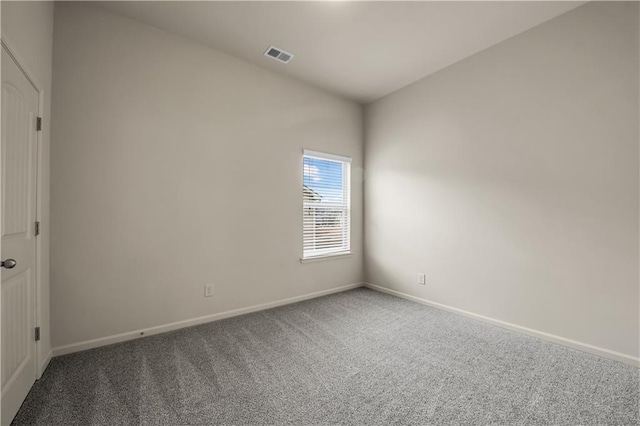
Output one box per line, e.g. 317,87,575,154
1,37,46,379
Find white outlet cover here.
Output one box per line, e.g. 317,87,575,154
418,273,426,285
205,284,215,297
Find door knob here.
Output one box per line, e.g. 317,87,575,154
1,259,17,269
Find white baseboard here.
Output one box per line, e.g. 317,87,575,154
52,281,639,368
38,350,52,379
364,283,639,368
53,282,364,357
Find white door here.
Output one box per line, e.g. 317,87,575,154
1,46,39,426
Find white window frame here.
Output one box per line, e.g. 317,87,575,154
302,149,352,261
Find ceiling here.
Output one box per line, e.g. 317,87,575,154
97,1,585,104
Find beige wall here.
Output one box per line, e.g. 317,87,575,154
2,1,54,371
51,2,363,348
365,2,639,359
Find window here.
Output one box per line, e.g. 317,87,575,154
302,150,351,260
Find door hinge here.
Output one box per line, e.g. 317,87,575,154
35,327,40,341
35,221,40,236
36,117,42,131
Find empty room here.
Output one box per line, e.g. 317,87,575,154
1,1,638,425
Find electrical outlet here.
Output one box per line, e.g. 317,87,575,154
418,273,426,285
204,283,215,297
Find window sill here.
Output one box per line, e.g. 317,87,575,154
300,252,353,263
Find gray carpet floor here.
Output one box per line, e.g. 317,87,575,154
12,288,639,425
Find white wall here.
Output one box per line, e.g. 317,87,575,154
51,2,363,349
365,2,639,359
1,1,54,372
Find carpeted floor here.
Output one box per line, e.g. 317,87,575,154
12,288,639,425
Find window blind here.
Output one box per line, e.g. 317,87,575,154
302,150,351,259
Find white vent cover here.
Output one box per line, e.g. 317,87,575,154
264,45,294,64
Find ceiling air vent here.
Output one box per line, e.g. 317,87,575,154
264,45,294,64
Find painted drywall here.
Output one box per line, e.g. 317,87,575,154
51,2,363,348
1,1,54,372
365,2,639,359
